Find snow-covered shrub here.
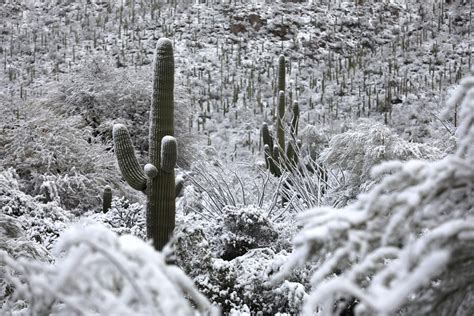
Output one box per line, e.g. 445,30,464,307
0,98,129,211
175,223,308,314
87,197,146,240
174,206,306,314
0,169,73,250
274,75,474,315
48,53,196,166
0,223,216,315
0,213,51,308
320,119,441,203
211,206,280,260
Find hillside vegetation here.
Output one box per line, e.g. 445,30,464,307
1,0,473,315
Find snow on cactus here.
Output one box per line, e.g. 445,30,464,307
0,222,217,315
273,73,474,315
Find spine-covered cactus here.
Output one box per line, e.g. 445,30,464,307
278,54,286,93
291,101,299,138
262,123,278,176
277,90,286,152
262,53,303,177
113,38,177,251
102,185,112,213
277,54,286,152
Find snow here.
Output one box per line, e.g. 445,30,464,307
1,0,474,314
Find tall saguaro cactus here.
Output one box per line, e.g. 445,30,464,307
113,38,177,251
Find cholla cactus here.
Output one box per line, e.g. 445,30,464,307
113,38,178,250
274,74,474,315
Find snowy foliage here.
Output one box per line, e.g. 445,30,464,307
0,99,127,211
174,206,306,314
87,197,146,240
274,75,474,315
0,169,73,250
185,161,281,218
50,53,196,166
0,214,50,306
320,119,441,202
1,223,216,315
1,0,473,314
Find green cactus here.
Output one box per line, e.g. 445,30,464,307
261,122,274,152
276,54,286,153
291,101,299,138
277,90,286,152
102,185,112,213
262,53,303,177
113,38,177,251
175,176,184,197
278,54,286,93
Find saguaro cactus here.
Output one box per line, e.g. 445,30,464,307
277,90,286,152
278,54,286,93
113,38,177,250
102,185,112,213
276,55,286,152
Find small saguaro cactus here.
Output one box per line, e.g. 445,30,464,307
278,54,286,92
277,90,286,152
113,38,178,251
102,185,112,213
276,54,286,152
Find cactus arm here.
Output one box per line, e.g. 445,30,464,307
113,124,147,191
175,176,184,198
144,163,158,179
291,101,300,138
272,144,282,177
261,122,274,150
277,90,286,151
160,136,177,173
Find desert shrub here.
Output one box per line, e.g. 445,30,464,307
46,53,196,167
0,214,51,308
87,197,146,240
0,98,133,211
0,168,73,250
319,118,441,204
274,74,474,315
174,206,305,314
210,206,281,260
0,222,216,315
185,161,281,219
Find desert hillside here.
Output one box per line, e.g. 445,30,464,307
1,0,473,315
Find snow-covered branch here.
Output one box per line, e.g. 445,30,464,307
274,73,474,315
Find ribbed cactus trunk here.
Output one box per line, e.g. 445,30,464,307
147,39,176,250
112,38,177,251
277,90,286,152
102,186,112,213
278,54,286,93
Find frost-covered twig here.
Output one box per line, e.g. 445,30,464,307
1,223,217,315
